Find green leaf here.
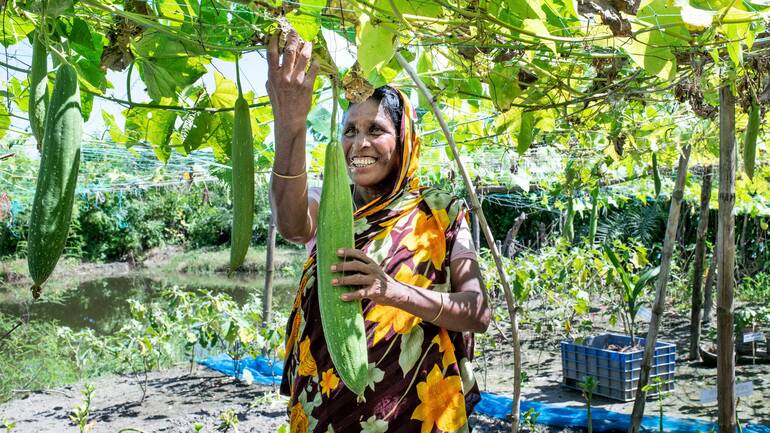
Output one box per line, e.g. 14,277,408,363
102,111,130,143
287,0,325,41
210,72,238,109
388,0,443,18
356,15,396,77
132,32,207,100
0,11,35,46
398,327,424,376
124,102,178,162
0,104,9,141
487,64,521,111
507,0,547,20
523,19,556,53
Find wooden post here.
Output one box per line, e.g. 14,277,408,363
396,52,523,433
262,214,277,329
628,144,691,433
717,84,737,433
689,168,713,360
702,244,718,324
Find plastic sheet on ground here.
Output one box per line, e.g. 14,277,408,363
197,354,283,386
199,355,770,433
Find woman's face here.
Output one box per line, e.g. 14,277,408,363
342,98,401,190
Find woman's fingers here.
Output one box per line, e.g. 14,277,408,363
333,273,373,287
304,60,320,88
340,289,368,301
281,30,300,78
267,32,279,74
331,259,370,275
291,40,313,83
336,248,374,264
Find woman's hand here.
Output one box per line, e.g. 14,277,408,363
331,248,406,305
266,29,319,133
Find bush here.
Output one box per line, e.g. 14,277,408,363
0,180,276,261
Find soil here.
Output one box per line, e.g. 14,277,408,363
3,311,769,432
0,365,519,433
2,249,770,432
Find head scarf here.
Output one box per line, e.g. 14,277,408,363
353,87,422,220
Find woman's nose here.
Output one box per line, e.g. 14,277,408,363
353,133,371,149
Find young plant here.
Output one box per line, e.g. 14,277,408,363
69,383,95,433
602,243,660,347
2,418,16,433
578,376,598,433
216,408,239,433
642,376,668,433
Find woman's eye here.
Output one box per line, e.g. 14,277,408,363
343,128,356,137
370,127,383,135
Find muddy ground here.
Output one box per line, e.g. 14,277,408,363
2,250,769,432
3,314,768,433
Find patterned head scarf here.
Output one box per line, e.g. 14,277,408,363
354,87,422,219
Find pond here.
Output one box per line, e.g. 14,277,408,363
0,272,298,335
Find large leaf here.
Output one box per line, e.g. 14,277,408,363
356,15,396,77
0,11,35,46
132,32,207,100
487,64,521,111
210,72,238,109
124,100,179,162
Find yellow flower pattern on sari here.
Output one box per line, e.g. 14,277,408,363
402,209,450,269
290,402,309,433
433,329,458,369
366,304,423,346
411,364,467,433
320,368,340,397
298,336,317,377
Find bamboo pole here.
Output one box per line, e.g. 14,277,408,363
717,84,737,433
395,51,523,433
702,245,718,324
689,168,713,360
262,214,277,329
628,144,691,433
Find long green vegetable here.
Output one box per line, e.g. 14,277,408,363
229,60,254,274
29,31,49,152
28,63,82,299
316,83,368,397
652,152,661,197
743,100,760,180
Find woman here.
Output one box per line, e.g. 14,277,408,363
266,29,491,433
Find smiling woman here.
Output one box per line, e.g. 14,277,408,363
266,28,490,433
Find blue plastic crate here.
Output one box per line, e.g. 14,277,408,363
561,333,676,402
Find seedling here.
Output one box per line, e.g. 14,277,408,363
69,383,96,433
578,376,598,433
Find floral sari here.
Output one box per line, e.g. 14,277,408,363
280,89,481,433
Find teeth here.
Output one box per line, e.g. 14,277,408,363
351,157,376,167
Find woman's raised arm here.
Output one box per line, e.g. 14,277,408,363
266,30,320,244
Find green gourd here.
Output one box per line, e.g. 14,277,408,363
28,63,82,299
317,140,368,397
652,152,661,197
229,93,254,274
29,31,49,152
744,101,760,180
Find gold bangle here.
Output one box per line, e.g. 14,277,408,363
272,169,307,179
430,293,444,323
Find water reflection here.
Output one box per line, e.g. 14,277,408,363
0,274,295,335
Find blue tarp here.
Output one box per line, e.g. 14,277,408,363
199,355,770,433
198,354,283,386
